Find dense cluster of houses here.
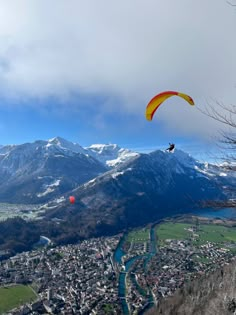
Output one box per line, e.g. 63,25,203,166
0,226,235,315
134,240,234,302
0,236,122,314
118,236,235,314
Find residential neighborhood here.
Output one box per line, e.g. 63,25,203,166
0,222,235,315
0,236,122,314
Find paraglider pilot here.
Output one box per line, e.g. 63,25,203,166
166,143,175,152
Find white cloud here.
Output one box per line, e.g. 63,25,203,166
0,0,235,138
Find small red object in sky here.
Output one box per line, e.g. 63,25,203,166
69,196,75,204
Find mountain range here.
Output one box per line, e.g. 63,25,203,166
0,136,235,244
44,146,235,236
0,137,137,203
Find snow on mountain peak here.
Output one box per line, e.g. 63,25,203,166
89,143,118,149
47,137,86,154
86,143,139,167
0,138,138,171
151,148,234,180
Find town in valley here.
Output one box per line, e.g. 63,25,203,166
0,216,236,315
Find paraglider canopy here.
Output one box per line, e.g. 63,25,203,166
69,196,75,204
146,91,194,121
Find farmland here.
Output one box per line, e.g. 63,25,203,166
0,285,37,314
126,227,150,243
156,221,236,248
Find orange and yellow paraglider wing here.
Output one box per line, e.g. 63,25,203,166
145,91,194,121
145,91,178,121
177,92,195,106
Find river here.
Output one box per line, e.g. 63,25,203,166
114,236,126,264
114,226,157,315
113,207,236,314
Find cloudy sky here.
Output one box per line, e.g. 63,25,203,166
0,0,235,159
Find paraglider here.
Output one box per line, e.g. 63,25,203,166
145,91,194,121
166,143,175,152
69,196,75,204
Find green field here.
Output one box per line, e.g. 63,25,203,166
156,222,192,243
127,228,150,243
0,285,37,314
194,224,236,245
156,222,236,247
102,304,114,314
192,254,210,264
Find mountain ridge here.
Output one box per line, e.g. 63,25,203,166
0,137,235,253
0,137,108,203
0,137,234,220
42,147,234,238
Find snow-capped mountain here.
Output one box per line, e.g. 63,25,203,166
0,137,234,210
0,137,107,203
46,149,234,237
47,137,88,155
0,137,139,204
86,143,139,167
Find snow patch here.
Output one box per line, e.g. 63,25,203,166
37,180,61,197
50,179,60,187
111,171,124,179
83,178,96,188
37,187,55,197
37,176,53,179
107,152,138,167
219,172,227,177
54,196,65,203
194,165,214,177
136,192,145,196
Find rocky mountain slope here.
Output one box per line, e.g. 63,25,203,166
0,137,107,203
0,138,235,253
44,149,234,237
0,137,234,228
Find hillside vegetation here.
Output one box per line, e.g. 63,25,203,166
147,258,236,315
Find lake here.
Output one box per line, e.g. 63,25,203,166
192,207,236,219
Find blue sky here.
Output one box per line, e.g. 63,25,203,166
0,0,235,161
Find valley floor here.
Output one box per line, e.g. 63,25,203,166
0,216,235,315
0,203,43,221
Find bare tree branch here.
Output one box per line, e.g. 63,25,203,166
199,99,236,208
227,0,236,6
197,102,236,128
